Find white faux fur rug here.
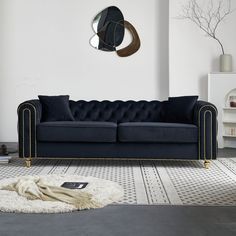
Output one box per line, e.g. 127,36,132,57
0,174,123,213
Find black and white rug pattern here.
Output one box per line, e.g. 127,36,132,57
1,158,236,206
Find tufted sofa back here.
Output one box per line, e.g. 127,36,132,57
69,100,163,123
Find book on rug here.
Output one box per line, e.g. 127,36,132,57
61,182,88,189
0,156,12,164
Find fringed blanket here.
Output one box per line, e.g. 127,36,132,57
1,177,101,210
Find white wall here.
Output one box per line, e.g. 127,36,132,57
0,0,169,142
169,0,236,100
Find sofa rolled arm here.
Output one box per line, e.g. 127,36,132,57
17,100,42,158
193,101,218,160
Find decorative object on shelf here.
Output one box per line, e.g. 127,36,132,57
178,0,235,72
225,126,236,136
220,54,233,72
225,88,236,107
229,127,236,136
90,6,141,57
229,95,236,107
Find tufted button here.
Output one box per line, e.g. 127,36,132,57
69,100,163,122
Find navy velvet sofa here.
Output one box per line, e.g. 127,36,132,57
17,99,217,168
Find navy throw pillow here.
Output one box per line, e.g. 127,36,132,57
38,95,75,122
162,96,198,124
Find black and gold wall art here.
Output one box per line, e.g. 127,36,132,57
90,6,141,57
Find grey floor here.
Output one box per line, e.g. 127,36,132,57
0,143,236,236
0,205,236,236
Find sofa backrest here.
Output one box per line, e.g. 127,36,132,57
69,100,163,123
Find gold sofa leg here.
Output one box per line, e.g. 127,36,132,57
25,158,32,168
204,160,211,169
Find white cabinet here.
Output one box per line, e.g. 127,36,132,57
208,73,236,148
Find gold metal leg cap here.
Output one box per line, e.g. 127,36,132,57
204,160,211,169
25,159,32,168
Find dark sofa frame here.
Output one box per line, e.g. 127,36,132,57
17,100,217,168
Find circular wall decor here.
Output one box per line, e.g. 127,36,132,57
90,6,141,57
0,174,123,213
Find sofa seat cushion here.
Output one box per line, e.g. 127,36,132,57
118,122,198,143
37,121,117,142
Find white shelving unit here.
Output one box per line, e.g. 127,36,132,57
223,120,236,123
208,73,236,148
223,135,236,138
223,107,236,110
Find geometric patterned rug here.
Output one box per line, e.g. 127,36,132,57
1,158,236,206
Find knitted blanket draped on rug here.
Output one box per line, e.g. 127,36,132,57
1,177,101,210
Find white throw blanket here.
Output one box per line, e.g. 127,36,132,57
1,176,101,210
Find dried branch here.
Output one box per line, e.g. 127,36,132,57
178,0,234,54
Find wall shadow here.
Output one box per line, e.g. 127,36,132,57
156,0,169,100
211,57,219,72
199,74,208,100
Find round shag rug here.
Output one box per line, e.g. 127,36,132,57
0,174,123,213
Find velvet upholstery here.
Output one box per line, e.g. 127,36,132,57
37,121,117,143
38,95,74,122
69,100,163,123
17,99,218,161
118,122,198,143
193,100,218,159
163,96,198,124
17,100,42,158
37,142,198,159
